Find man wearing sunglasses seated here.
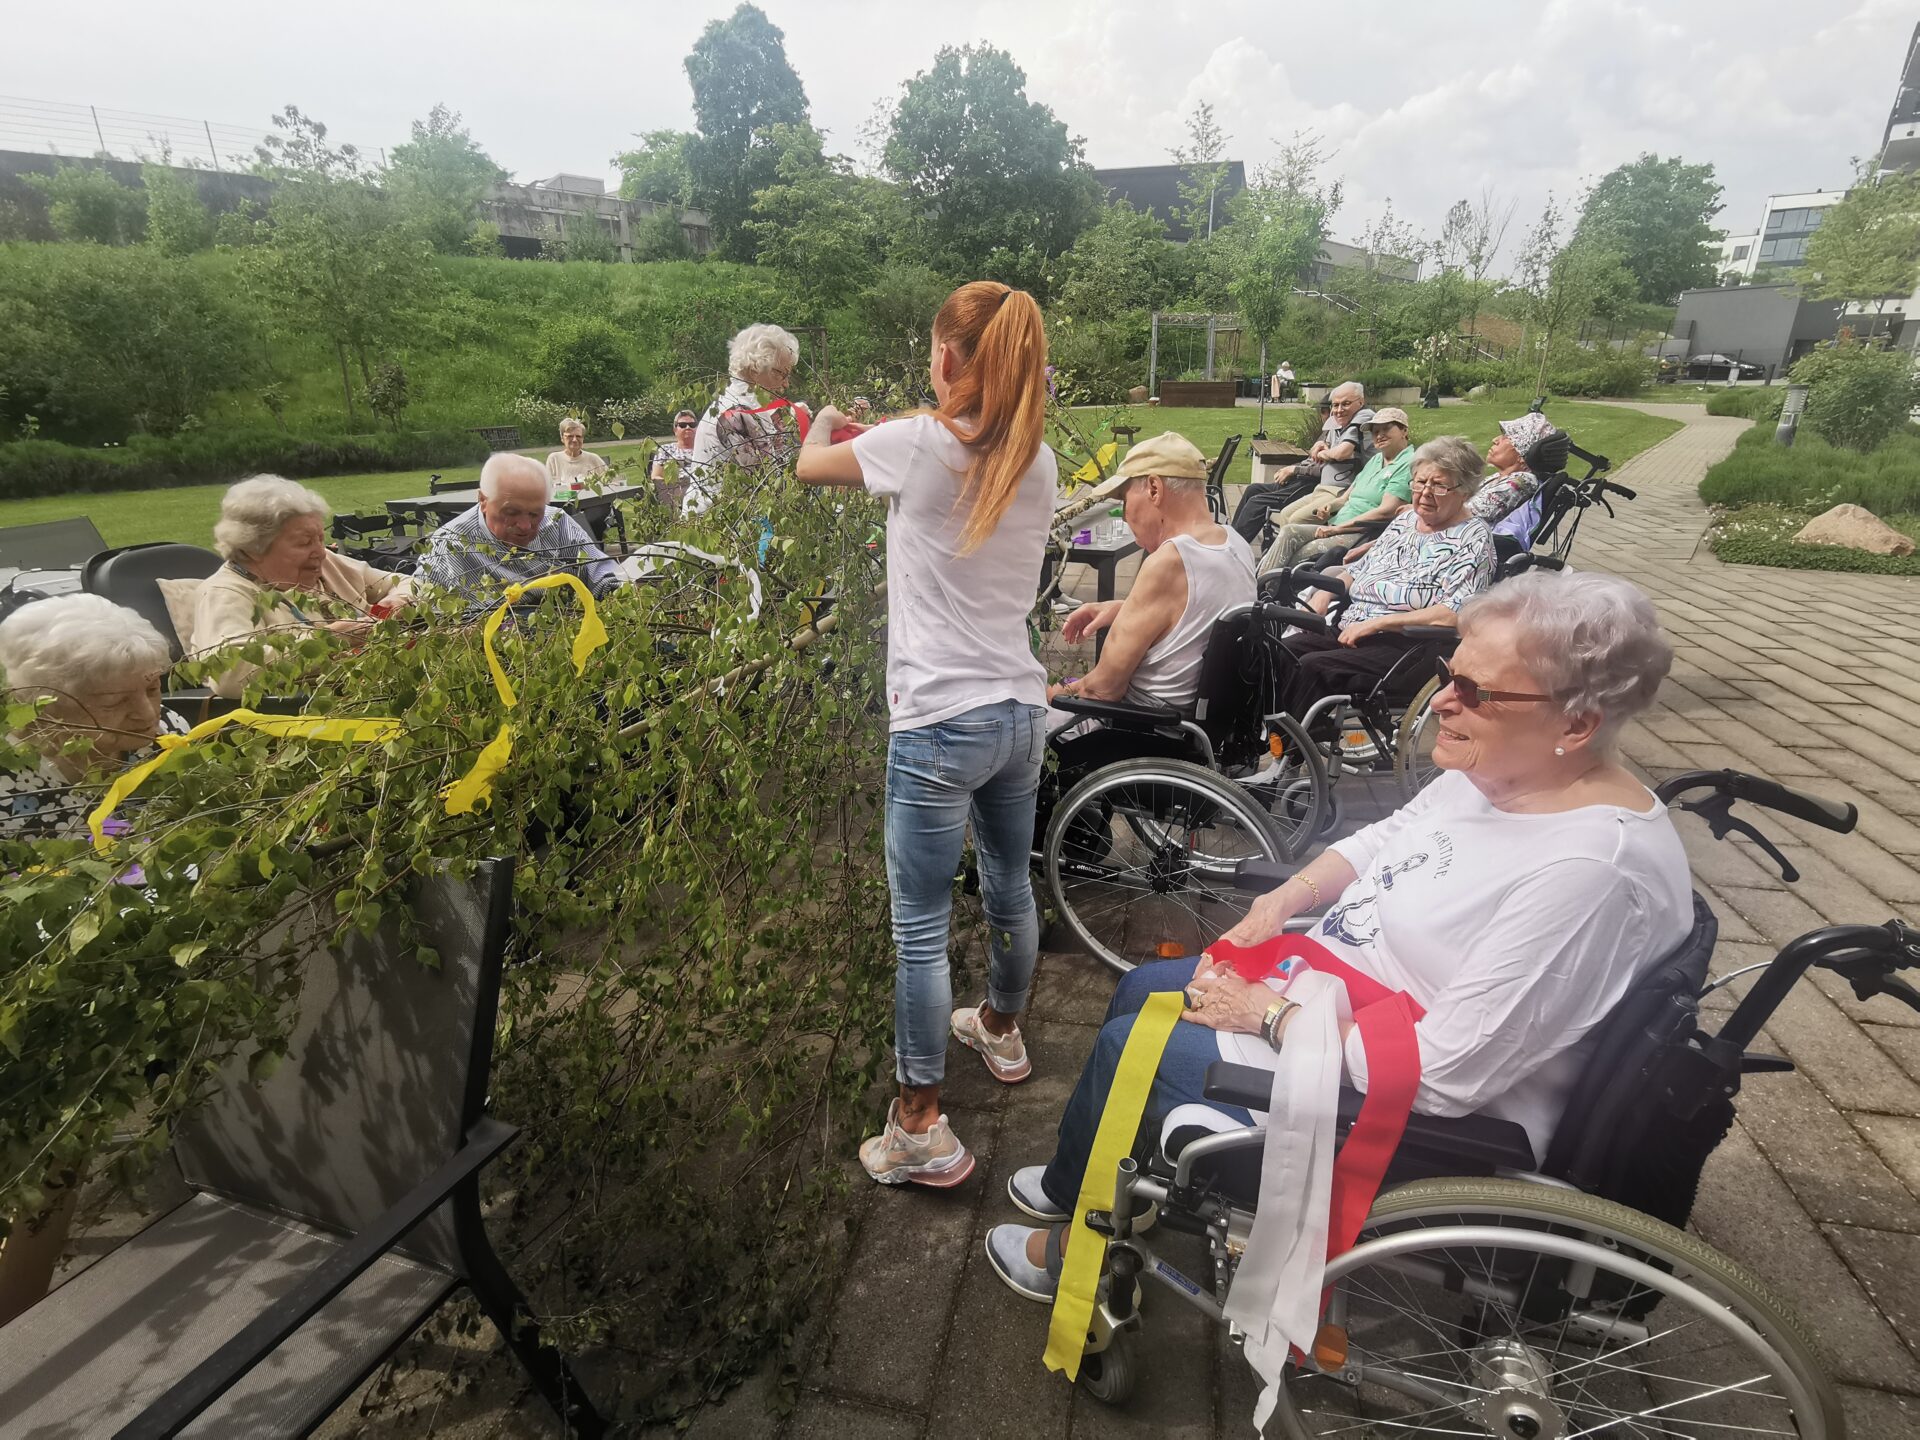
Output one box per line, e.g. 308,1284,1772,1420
1273,435,1494,720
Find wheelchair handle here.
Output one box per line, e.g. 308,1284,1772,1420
1600,480,1637,501
1655,769,1856,833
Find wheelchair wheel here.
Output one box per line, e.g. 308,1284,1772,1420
1391,675,1446,804
1045,758,1286,975
1077,1329,1138,1405
1235,711,1329,859
1275,1177,1842,1440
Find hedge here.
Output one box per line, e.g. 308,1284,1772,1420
1697,424,1920,516
1704,387,1787,421
0,429,492,501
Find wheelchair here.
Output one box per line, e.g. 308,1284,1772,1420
1065,769,1908,1437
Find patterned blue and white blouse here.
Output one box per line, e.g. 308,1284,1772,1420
1339,511,1495,631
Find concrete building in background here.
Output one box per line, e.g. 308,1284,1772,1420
1717,191,1848,280
1877,21,1920,174
1716,231,1758,283
1667,285,1845,376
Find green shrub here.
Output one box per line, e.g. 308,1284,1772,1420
1355,365,1418,393
1704,387,1786,421
0,429,489,500
1709,503,1920,575
24,165,147,245
1789,338,1920,452
1698,423,1920,514
1542,351,1655,397
1435,358,1519,395
1051,314,1148,403
528,315,643,410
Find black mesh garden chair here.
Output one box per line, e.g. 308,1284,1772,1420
0,858,606,1438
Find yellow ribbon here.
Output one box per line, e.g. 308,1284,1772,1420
88,709,405,852
1042,989,1183,1379
1070,442,1120,485
443,573,610,812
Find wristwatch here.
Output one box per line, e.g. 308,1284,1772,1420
1261,999,1297,1051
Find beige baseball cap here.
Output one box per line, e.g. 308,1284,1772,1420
1368,406,1410,430
1086,431,1210,499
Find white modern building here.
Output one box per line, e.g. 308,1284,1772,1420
1716,231,1758,283
1720,191,1848,279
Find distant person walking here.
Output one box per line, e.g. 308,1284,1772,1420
798,280,1056,1190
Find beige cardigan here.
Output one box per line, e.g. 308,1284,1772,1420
190,550,412,697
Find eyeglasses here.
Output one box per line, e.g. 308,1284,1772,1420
674,421,696,429
1437,658,1554,708
1411,477,1460,494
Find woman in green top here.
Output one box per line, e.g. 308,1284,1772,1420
1257,408,1415,575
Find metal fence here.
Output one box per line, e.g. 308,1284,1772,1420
0,94,384,171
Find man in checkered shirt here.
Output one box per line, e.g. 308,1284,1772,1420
416,453,620,608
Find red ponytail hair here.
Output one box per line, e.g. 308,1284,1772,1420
929,280,1049,553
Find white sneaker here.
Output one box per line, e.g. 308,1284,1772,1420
858,1099,975,1188
951,1003,1032,1083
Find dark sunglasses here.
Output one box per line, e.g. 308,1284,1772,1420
674,420,696,429
1437,657,1554,708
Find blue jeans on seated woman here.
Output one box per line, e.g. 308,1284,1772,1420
1038,958,1254,1213
887,700,1047,1088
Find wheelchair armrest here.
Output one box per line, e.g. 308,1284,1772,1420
1256,603,1331,634
1204,1062,1537,1171
1051,694,1187,731
1398,625,1459,645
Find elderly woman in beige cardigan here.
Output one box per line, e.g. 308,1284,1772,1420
190,475,413,697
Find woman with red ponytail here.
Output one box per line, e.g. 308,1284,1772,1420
798,280,1056,1188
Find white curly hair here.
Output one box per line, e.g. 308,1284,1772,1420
213,474,330,562
0,593,171,701
728,324,801,382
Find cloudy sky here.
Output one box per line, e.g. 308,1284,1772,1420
2,0,1911,271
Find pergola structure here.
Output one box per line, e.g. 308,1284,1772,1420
1148,311,1259,396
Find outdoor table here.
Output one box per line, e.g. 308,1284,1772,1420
1039,536,1141,660
386,485,627,541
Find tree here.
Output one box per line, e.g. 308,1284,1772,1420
386,104,508,255
246,107,438,428
529,315,641,411
1516,196,1638,395
684,3,810,260
1790,334,1920,452
141,161,213,256
538,215,618,263
745,123,898,319
881,43,1100,290
1055,203,1179,320
616,129,697,206
1800,170,1920,340
1574,153,1723,304
364,361,410,432
1218,135,1341,377
24,163,146,245
1168,101,1232,243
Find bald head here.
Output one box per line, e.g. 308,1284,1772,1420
477,453,552,549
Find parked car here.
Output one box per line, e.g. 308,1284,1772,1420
1657,353,1768,382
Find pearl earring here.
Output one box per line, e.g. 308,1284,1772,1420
1554,746,1565,756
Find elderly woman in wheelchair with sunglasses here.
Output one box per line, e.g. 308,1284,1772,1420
986,569,1693,1299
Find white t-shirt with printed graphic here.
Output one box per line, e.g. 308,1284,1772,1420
1219,769,1693,1157
853,414,1057,731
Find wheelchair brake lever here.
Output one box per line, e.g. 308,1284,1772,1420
1679,796,1800,882
1826,957,1920,1014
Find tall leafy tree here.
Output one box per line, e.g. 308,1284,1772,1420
745,124,899,320
684,3,810,260
1517,195,1637,394
615,129,697,206
386,104,508,255
1219,137,1341,375
247,107,437,428
1168,101,1233,243
881,44,1099,292
141,159,213,256
1800,170,1920,339
1574,153,1723,304
1054,203,1179,320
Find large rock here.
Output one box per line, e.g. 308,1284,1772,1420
1792,503,1916,557
1465,384,1492,400
1128,385,1149,404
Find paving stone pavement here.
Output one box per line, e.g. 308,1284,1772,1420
721,402,1920,1440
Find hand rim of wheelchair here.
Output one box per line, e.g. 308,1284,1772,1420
1392,672,1449,804
1269,1177,1840,1439
1043,757,1289,975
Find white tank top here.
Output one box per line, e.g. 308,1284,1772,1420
1125,529,1257,710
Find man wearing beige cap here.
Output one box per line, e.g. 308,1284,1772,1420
1258,407,1415,575
1049,432,1255,736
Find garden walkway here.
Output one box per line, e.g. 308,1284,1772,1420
317,404,1920,1437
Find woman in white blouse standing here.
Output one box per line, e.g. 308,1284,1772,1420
797,281,1056,1189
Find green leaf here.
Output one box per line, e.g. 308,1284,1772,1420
69,907,102,953
170,941,210,968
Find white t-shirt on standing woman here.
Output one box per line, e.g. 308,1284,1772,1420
852,414,1057,732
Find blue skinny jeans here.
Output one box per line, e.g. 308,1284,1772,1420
885,700,1046,1087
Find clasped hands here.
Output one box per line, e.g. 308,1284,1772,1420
1181,953,1271,1034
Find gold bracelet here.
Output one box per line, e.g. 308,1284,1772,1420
1290,873,1321,908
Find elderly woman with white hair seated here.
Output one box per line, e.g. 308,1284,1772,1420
684,322,806,515
545,416,610,491
984,570,1694,1302
0,594,179,840
1274,435,1495,720
191,474,414,698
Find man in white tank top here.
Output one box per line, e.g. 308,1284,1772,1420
1048,432,1257,730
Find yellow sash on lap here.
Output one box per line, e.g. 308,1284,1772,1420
1041,989,1183,1379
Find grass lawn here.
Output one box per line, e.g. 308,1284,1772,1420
1080,400,1683,475
0,441,660,551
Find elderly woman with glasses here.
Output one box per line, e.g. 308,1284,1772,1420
650,409,699,512
0,594,179,840
545,417,609,491
684,323,805,515
984,570,1693,1302
1273,435,1495,718
192,474,413,697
